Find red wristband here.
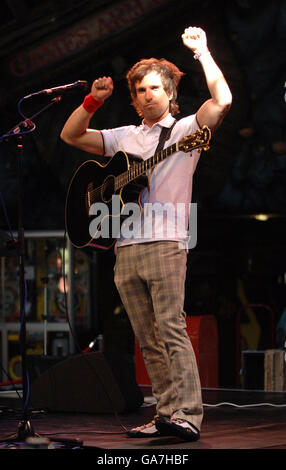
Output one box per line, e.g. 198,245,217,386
82,93,104,113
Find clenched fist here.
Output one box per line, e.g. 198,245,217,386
182,27,208,56
91,76,114,102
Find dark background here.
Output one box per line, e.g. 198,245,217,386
0,0,285,387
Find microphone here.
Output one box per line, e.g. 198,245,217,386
25,80,89,98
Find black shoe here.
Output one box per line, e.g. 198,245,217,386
155,417,200,441
127,420,161,438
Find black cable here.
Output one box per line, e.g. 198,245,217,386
0,187,130,438
0,192,26,407
0,193,14,242
61,229,129,433
0,170,130,435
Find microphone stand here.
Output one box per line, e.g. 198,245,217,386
0,95,82,445
16,131,32,440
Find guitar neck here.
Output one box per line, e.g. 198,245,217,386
115,142,178,190
114,125,211,190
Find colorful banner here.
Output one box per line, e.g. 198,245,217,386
9,0,169,77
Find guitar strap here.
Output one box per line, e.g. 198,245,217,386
124,120,177,202
155,119,177,153
145,119,177,197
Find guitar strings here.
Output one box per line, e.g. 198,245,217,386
87,161,146,202
82,136,205,203
87,147,170,201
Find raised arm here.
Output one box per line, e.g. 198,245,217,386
182,26,232,131
60,76,114,155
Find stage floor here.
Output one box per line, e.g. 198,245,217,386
0,387,285,454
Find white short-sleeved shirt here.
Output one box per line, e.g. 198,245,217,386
101,113,201,247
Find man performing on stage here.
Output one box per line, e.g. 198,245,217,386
61,26,232,441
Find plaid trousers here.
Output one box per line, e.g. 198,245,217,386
114,241,203,430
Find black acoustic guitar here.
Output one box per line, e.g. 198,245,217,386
65,125,211,251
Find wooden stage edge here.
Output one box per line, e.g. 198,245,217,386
0,386,285,452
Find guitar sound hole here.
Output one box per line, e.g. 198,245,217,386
101,175,115,203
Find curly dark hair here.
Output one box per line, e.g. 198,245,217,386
126,58,184,117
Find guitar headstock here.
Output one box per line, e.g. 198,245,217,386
179,125,211,153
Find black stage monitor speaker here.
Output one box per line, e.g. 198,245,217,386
28,351,144,413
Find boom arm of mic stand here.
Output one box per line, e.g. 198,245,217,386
0,97,62,142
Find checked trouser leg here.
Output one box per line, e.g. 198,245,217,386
114,241,203,430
